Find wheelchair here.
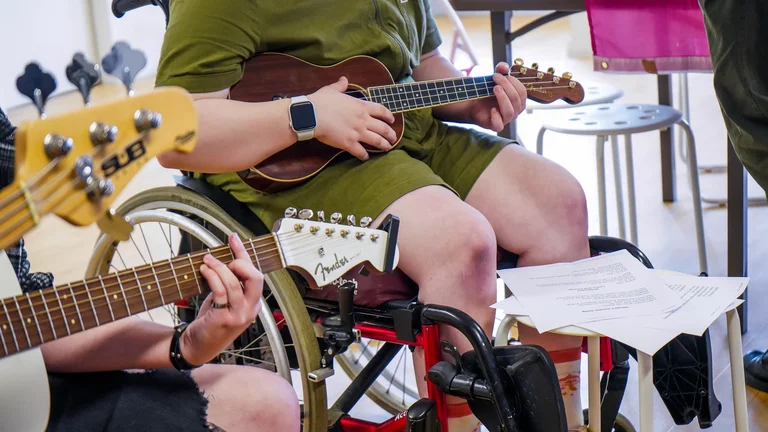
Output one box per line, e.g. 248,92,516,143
103,2,728,431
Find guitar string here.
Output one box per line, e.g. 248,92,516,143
0,229,353,345
2,227,364,316
0,155,62,210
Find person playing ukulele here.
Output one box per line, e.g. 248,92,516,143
155,2,590,430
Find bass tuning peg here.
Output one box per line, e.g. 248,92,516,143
16,62,56,118
66,52,101,106
284,207,298,218
298,209,314,220
330,212,342,224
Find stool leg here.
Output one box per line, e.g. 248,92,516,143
624,134,638,246
610,135,627,240
596,136,608,236
587,336,601,432
727,309,749,432
637,351,654,432
677,120,708,274
536,127,546,156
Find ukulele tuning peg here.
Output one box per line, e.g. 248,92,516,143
513,58,524,66
66,52,101,106
101,41,147,96
317,210,325,222
547,67,555,74
359,216,372,228
16,62,57,118
530,63,539,70
298,209,314,220
346,214,356,226
284,207,298,218
562,72,573,80
330,212,342,224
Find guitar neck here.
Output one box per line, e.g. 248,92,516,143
0,234,283,359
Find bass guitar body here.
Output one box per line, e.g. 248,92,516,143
231,53,401,193
0,251,50,432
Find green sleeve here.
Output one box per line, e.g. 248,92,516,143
421,0,443,54
154,0,262,93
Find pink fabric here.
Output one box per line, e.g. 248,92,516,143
585,0,712,73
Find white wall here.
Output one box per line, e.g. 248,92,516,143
0,0,167,111
0,0,96,109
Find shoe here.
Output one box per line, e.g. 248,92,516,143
744,350,768,393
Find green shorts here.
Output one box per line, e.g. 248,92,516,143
199,109,514,228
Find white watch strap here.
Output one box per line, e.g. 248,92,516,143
290,96,315,141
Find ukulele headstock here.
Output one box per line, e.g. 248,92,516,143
511,58,585,105
5,46,198,246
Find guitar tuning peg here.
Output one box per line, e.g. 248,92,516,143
101,41,147,96
359,216,372,228
66,52,101,106
513,58,524,66
16,62,56,118
298,209,314,220
330,212,342,224
531,63,539,70
133,109,162,132
562,72,573,80
284,207,298,218
317,210,325,222
346,214,356,226
547,67,555,74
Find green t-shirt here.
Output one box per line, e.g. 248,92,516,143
155,0,443,93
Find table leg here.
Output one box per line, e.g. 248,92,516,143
727,139,748,334
726,309,749,432
490,11,516,141
658,75,677,203
587,337,601,432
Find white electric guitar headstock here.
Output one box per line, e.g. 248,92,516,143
272,209,400,288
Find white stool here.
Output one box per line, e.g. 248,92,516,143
494,305,749,432
536,103,708,275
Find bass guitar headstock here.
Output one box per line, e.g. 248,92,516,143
510,58,585,105
1,45,197,248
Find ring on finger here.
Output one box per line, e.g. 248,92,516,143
212,302,230,309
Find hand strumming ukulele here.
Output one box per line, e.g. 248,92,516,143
230,53,585,193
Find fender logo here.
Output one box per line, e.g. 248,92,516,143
315,253,350,282
525,83,553,97
175,130,196,145
101,140,147,178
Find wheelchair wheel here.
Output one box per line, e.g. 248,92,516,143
583,409,637,432
84,186,327,431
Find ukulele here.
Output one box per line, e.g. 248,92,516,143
0,43,197,250
231,53,585,193
0,211,399,432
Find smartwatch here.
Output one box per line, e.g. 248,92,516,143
288,96,317,141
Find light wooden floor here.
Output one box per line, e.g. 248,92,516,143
7,13,768,432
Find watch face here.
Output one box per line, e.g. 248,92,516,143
290,101,317,131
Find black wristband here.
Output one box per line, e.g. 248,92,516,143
170,322,202,371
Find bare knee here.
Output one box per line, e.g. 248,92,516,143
558,171,588,236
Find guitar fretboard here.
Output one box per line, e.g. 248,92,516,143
367,75,496,113
0,234,282,359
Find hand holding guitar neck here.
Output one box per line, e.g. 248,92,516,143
66,53,101,106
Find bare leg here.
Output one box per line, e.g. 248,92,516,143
466,144,590,350
373,185,498,404
192,364,300,432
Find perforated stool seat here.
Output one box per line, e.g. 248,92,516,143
526,82,624,113
536,103,707,274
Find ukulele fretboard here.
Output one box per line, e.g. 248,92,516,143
0,235,282,359
367,75,496,113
